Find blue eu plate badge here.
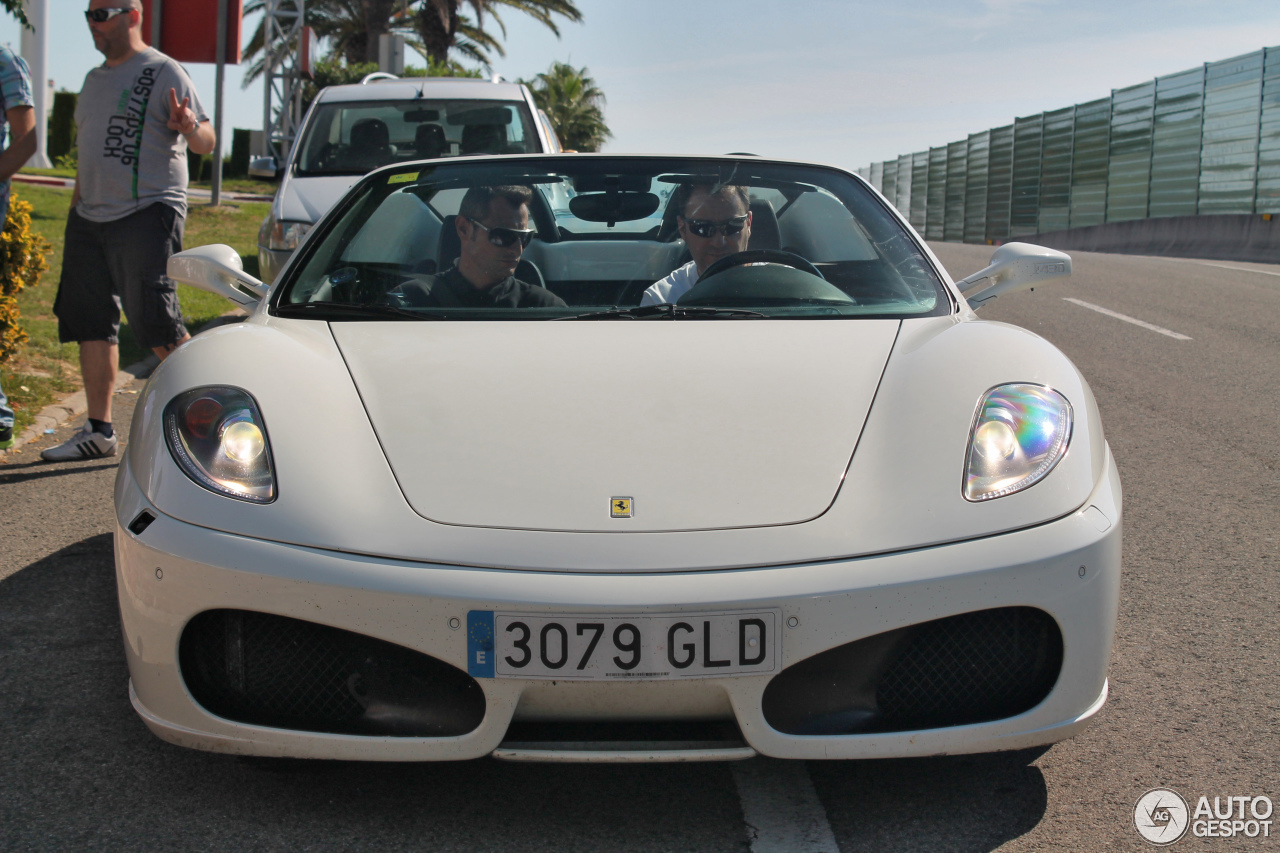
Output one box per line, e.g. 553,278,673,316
467,610,495,678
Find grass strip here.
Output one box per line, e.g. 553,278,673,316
2,183,271,439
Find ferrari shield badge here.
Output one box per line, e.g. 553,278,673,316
610,497,633,518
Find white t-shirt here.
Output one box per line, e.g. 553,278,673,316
640,260,701,306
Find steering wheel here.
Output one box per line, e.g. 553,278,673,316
695,249,824,283
679,248,853,308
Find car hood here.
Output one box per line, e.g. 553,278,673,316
331,321,900,532
278,174,363,224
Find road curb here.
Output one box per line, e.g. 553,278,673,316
3,356,156,457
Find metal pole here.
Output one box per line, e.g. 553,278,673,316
211,0,227,206
19,0,51,168
150,0,161,49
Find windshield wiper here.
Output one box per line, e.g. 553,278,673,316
274,301,447,321
556,304,769,320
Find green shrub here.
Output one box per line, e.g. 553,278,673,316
0,192,52,363
403,59,482,78
48,90,77,163
55,147,77,170
230,128,250,177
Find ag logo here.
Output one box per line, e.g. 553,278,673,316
610,497,633,518
1134,788,1190,845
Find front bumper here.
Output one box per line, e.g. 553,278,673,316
114,450,1121,762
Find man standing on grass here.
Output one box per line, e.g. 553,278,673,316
42,0,215,461
0,43,36,451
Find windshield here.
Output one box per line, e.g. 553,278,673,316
276,157,949,320
295,99,540,176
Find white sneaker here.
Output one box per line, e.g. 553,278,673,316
40,423,118,461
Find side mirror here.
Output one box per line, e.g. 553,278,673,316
168,244,268,306
955,242,1072,308
248,156,281,180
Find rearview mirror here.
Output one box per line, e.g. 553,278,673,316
168,244,268,306
248,156,280,180
955,242,1072,308
568,192,661,224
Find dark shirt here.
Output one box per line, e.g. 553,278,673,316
395,265,566,309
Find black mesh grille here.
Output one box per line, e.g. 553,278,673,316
179,610,485,737
876,607,1062,730
762,607,1062,735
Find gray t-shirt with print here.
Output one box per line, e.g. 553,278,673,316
74,47,208,222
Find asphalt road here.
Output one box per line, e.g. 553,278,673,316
1,245,1276,851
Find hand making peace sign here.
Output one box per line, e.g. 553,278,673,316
166,87,198,136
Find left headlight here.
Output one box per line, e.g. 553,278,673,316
963,383,1072,502
260,215,312,252
164,387,276,503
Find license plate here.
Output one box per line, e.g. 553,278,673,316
467,610,779,680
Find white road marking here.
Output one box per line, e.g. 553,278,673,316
1062,298,1192,340
1192,261,1280,278
732,758,840,853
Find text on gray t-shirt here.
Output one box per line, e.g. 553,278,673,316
74,47,209,222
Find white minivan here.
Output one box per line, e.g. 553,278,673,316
253,76,560,284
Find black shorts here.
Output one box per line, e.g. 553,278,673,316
54,203,189,349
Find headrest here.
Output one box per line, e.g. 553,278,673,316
414,124,448,158
747,199,781,251
461,124,506,155
350,118,390,148
437,214,462,269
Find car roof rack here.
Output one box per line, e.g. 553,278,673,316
360,72,509,86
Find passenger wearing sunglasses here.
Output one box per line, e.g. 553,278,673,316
641,183,753,306
396,185,565,309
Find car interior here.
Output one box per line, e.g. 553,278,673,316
284,162,947,316
298,101,540,175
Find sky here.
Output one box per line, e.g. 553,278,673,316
3,0,1278,175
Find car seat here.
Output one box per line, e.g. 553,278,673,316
346,118,393,172
460,124,507,155
414,124,448,160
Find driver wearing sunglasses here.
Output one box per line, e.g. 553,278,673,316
641,182,753,306
395,185,565,309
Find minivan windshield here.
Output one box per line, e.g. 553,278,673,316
295,99,540,176
276,157,949,320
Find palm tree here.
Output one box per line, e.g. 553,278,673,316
242,0,413,83
414,0,583,68
524,61,610,152
242,0,582,87
1,0,29,29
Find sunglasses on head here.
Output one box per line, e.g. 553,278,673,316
85,7,132,23
683,215,748,238
467,218,535,248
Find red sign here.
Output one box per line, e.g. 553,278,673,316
140,0,243,65
299,27,318,80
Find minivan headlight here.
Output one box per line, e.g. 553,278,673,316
261,215,312,252
963,383,1072,501
164,387,276,503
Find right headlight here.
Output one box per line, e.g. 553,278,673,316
963,383,1072,502
164,387,276,503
